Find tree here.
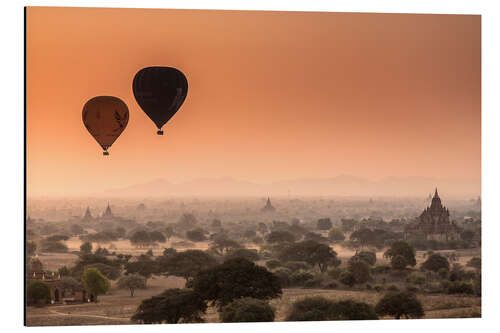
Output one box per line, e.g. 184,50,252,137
375,292,424,319
46,234,70,242
265,259,282,270
211,219,222,228
279,240,340,272
339,271,356,287
383,241,416,267
209,236,242,255
88,262,121,280
317,218,333,230
258,222,269,235
130,230,152,248
156,250,217,281
26,241,37,256
220,298,275,322
460,230,475,242
328,227,345,242
40,240,68,253
149,230,166,243
350,251,376,266
391,255,408,270
304,232,330,244
225,248,260,262
70,224,85,235
80,241,92,254
192,258,282,310
125,254,157,282
286,296,377,321
266,230,296,244
467,257,481,270
27,280,51,306
131,288,207,324
164,226,174,241
115,226,126,238
82,267,110,302
347,258,371,284
186,228,206,242
118,274,147,297
421,253,449,272
350,228,375,247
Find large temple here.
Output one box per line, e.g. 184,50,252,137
405,188,460,241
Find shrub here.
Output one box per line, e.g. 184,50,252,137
422,253,450,272
373,285,384,292
328,227,345,242
273,267,292,288
375,292,424,319
339,271,356,287
387,285,399,292
371,265,391,275
351,251,376,266
467,257,481,270
446,282,474,295
286,297,378,321
473,273,481,296
290,270,315,286
391,255,408,270
347,259,371,284
265,259,282,270
406,285,419,293
226,248,260,262
407,272,426,285
323,280,338,289
304,276,324,288
327,267,344,279
220,298,275,323
27,280,51,306
284,261,310,272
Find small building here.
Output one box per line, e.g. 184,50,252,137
27,257,88,304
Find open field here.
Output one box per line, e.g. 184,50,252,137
26,274,481,326
38,236,481,272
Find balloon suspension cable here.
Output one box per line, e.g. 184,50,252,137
157,129,164,135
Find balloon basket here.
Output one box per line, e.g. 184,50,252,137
103,151,109,156
157,130,164,135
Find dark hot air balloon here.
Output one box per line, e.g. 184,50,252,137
132,66,188,135
82,96,129,156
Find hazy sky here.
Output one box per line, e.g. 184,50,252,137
26,7,480,196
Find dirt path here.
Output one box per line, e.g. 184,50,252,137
49,309,131,322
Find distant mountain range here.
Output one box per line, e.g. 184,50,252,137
99,175,480,198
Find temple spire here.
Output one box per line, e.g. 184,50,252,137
434,188,439,199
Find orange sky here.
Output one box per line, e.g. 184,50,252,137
26,7,481,196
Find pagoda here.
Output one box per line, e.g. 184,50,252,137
261,197,276,212
82,206,93,221
102,202,114,219
405,188,460,241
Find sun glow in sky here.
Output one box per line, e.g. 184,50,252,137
26,7,480,196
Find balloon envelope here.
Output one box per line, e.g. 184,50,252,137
132,67,188,133
82,96,129,153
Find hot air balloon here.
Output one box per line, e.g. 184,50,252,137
82,96,129,156
132,66,188,135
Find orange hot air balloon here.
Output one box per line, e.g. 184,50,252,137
82,96,129,155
